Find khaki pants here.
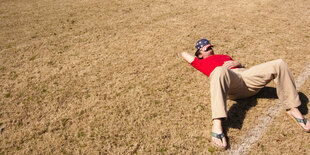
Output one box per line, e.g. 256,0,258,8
209,59,301,119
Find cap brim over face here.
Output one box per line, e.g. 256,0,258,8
196,44,213,53
200,44,213,51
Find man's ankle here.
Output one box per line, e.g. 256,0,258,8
213,118,222,124
287,107,300,114
212,118,223,132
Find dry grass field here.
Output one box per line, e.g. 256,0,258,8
1,0,310,154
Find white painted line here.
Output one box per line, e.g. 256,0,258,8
228,63,310,155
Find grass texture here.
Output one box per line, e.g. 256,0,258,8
1,0,310,154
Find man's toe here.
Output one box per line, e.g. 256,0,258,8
212,137,227,148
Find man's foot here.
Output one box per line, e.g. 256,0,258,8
212,119,228,149
286,107,310,132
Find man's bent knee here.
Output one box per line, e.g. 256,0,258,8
274,59,287,66
210,66,230,78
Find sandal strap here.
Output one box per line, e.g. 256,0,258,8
295,117,307,124
212,132,225,140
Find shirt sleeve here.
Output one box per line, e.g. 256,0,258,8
190,57,202,71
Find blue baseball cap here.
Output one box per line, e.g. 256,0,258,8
195,39,213,52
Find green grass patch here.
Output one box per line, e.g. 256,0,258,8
79,144,87,148
260,144,265,152
208,147,215,154
78,132,86,138
17,121,23,127
29,55,37,61
158,147,168,154
27,96,33,102
61,118,69,127
61,148,67,155
9,71,18,80
42,88,48,93
154,100,160,105
4,93,11,98
0,66,5,71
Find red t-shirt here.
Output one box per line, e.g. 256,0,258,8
190,55,236,77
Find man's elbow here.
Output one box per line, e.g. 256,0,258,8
181,52,194,63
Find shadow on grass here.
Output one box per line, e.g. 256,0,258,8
222,86,309,131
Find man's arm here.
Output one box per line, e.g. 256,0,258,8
223,60,244,68
181,52,195,63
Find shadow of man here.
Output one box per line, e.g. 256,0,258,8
222,86,308,133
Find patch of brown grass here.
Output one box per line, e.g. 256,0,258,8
1,0,310,154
